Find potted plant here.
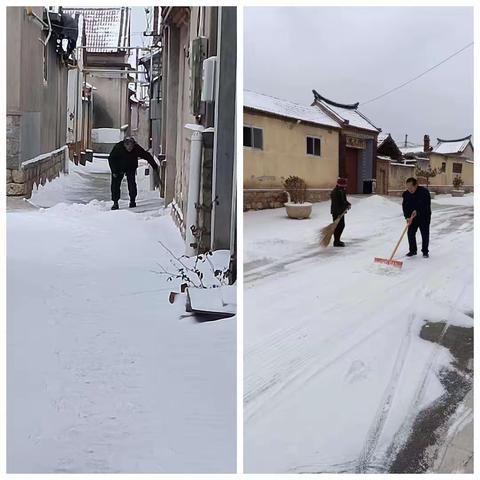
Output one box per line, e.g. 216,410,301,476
452,175,465,197
283,175,312,219
416,166,437,198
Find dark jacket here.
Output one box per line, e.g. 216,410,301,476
402,185,431,222
330,186,351,217
108,142,157,174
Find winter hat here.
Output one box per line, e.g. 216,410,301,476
337,177,347,187
123,136,136,146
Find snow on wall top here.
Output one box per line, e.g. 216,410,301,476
244,90,341,129
63,7,130,53
432,136,472,155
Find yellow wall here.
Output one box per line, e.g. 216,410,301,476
243,110,339,189
429,152,474,187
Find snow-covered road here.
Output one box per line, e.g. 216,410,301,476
244,194,473,473
7,159,236,473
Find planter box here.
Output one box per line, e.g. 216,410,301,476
451,190,465,197
285,202,312,219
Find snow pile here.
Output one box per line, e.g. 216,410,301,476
244,194,473,473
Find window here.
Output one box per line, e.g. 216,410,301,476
441,162,446,173
452,163,463,174
244,126,263,149
306,136,321,156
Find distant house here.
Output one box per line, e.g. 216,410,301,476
6,7,77,197
375,133,415,195
243,90,341,210
429,135,474,192
312,90,380,194
63,7,132,153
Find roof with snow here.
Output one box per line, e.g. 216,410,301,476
399,145,424,155
244,90,341,129
63,7,130,53
312,90,380,133
377,133,390,147
432,135,473,155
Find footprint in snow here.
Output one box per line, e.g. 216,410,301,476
345,360,369,384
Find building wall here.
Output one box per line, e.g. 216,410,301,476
243,110,339,189
130,102,150,149
7,6,69,196
388,163,416,195
429,151,474,190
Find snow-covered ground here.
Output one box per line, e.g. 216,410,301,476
244,193,473,473
7,158,236,473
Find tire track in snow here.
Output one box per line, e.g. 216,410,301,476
383,281,470,469
355,312,416,473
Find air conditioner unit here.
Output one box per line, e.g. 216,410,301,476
201,56,217,103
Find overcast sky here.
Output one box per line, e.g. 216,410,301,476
244,7,473,146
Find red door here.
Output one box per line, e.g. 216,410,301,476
345,148,358,194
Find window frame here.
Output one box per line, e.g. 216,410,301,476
306,135,322,157
243,125,264,150
452,162,463,174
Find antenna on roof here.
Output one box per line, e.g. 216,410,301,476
404,134,408,148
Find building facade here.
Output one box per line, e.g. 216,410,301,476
159,6,236,257
428,136,474,192
312,90,380,194
243,91,340,210
6,7,75,197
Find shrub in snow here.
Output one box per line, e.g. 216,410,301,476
283,176,307,204
415,166,437,187
452,175,464,190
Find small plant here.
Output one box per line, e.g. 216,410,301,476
415,166,437,187
452,175,464,190
283,175,307,204
152,241,231,303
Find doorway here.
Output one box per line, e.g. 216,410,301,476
345,148,359,194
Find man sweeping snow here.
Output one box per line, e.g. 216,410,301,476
108,136,159,210
330,178,351,247
402,177,431,258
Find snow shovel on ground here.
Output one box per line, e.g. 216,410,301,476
374,214,414,268
319,210,348,247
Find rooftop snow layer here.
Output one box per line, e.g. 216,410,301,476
432,136,472,155
317,100,379,132
63,7,130,53
244,90,340,129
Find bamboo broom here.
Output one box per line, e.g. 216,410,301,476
319,210,348,247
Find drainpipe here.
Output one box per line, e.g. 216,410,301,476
185,124,204,256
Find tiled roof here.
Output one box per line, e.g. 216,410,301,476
244,90,340,129
63,7,130,53
432,135,472,155
312,90,380,133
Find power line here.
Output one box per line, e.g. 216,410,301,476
360,42,473,106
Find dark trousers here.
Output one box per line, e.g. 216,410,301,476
407,218,430,254
111,170,137,202
332,214,345,243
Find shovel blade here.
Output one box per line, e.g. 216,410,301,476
374,257,403,268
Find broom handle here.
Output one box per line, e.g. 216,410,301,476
335,209,348,224
389,219,410,261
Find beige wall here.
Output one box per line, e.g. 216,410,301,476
389,163,416,194
243,110,339,189
429,152,474,188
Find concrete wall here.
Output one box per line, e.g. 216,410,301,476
130,102,150,149
388,162,416,195
7,6,69,195
243,110,339,189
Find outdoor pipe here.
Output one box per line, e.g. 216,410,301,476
185,126,204,256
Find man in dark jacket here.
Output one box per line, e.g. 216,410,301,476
402,177,432,258
108,136,159,210
330,177,351,247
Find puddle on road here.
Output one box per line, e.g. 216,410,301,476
389,319,473,473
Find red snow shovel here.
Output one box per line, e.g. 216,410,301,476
374,214,415,268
